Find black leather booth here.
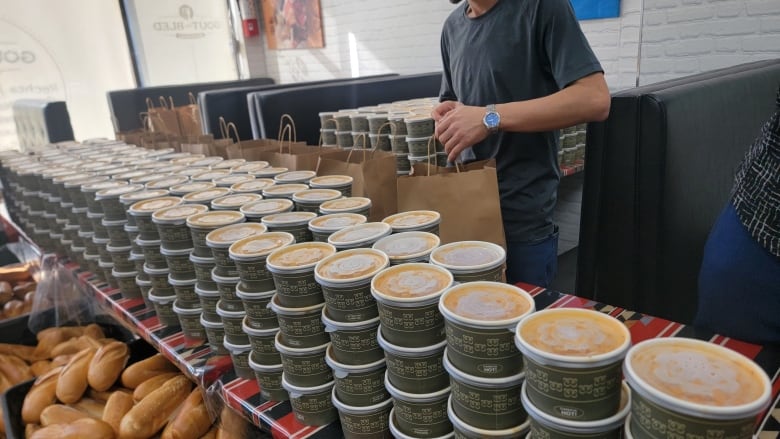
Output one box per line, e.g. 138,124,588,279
107,78,275,133
250,72,443,145
578,59,780,324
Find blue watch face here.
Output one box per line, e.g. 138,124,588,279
485,112,500,128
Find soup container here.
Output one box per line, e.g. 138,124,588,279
125,224,142,254
236,285,277,330
136,237,167,270
104,243,132,271
320,129,337,145
129,251,146,276
99,260,119,288
430,241,506,283
282,377,337,426
328,222,392,250
378,327,449,394
95,184,144,221
195,284,221,321
104,218,131,247
515,308,631,421
274,170,317,185
308,213,367,243
319,197,371,218
84,253,103,281
213,174,256,189
252,167,289,179
314,248,389,323
332,390,393,439
262,184,310,202
390,135,410,154
136,275,153,308
206,222,268,277
248,354,288,401
129,196,183,241
182,188,231,207
212,270,243,311
269,294,329,348
326,345,388,407
308,175,353,197
266,242,336,308
172,300,206,346
152,203,209,250
144,175,188,191
89,213,109,240
112,269,141,299
148,289,179,327
448,396,530,439
390,409,454,439
622,337,771,439
371,263,453,348
333,112,354,131
191,156,225,168
406,136,436,157
369,134,391,151
224,339,254,380
168,276,199,308
275,332,332,387
230,178,275,195
523,381,631,439
169,181,216,197
159,246,195,280
231,161,269,174
336,131,354,148
240,198,294,223
372,231,440,265
190,253,218,291
210,193,262,211
229,231,296,292
143,264,174,297
81,180,128,214
322,308,383,365
186,210,245,257
349,114,370,133
383,210,441,236
292,189,342,214
405,116,435,138
65,176,109,209
200,314,229,355
386,376,452,438
440,282,535,378
216,300,249,345
443,351,526,430
243,320,282,365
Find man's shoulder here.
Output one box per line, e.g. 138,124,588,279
442,2,467,31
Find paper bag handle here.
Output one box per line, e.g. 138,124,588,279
277,114,297,146
145,98,156,111
226,122,242,144
188,92,197,106
218,117,229,139
158,96,174,109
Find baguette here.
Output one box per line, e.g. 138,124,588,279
40,405,90,426
0,342,40,362
69,397,105,419
83,323,106,340
119,375,192,439
29,417,115,439
102,391,135,436
51,354,74,368
50,336,100,358
56,348,96,403
132,372,180,402
0,370,13,393
120,354,179,389
12,280,36,299
88,387,130,402
88,341,129,391
0,281,12,304
30,360,53,377
22,366,63,424
0,262,33,283
161,388,212,439
25,423,40,438
0,353,33,384
200,426,218,439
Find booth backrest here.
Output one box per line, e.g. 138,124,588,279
250,72,443,145
197,74,397,141
578,59,780,324
107,77,275,133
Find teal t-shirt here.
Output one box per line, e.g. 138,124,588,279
439,0,602,242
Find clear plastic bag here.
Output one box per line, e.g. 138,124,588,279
28,254,95,333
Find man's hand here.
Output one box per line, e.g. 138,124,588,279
434,103,488,162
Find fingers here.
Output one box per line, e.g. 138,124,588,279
432,101,458,121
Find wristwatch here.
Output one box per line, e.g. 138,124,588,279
483,104,501,134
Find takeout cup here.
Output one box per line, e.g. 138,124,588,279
216,299,249,345
282,377,338,426
372,231,440,265
200,314,228,355
292,189,342,213
240,198,294,223
327,222,392,250
229,231,296,292
195,284,220,321
319,197,371,218
430,241,506,283
186,210,245,257
206,222,268,277
325,345,388,407
148,289,179,327
190,253,217,290
275,333,332,388
152,203,208,250
143,264,174,296
242,320,281,364
383,210,441,236
269,294,330,348
236,285,278,330
332,389,393,439
262,212,317,243
448,396,530,439
440,281,535,378
322,308,383,365
377,328,449,394
172,300,206,346
128,196,183,241
266,242,336,308
248,353,288,401
112,269,141,299
308,213,367,243
390,408,454,439
136,237,167,270
386,374,452,438
515,308,631,421
106,244,134,272
168,276,199,308
224,339,254,380
160,246,196,280
308,175,353,197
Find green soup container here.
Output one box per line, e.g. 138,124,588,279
448,396,531,439
440,282,535,378
143,264,174,296
195,284,220,321
327,222,392,250
372,231,440,265
282,377,337,427
160,246,196,280
515,308,632,422
81,180,129,214
386,375,452,438
240,198,294,223
332,390,393,439
190,253,218,291
266,242,336,308
371,263,452,348
125,224,142,254
235,286,278,330
136,275,153,308
106,244,134,272
230,178,275,195
308,213,367,243
152,203,209,250
169,180,216,197
210,193,262,211
229,231,295,293
212,269,243,311
206,222,268,278
242,320,281,365
314,248,389,323
262,183,309,201
390,409,454,439
95,183,144,221
269,294,329,349
213,174,255,189
119,189,170,228
292,189,342,214
430,241,506,283
136,237,167,270
99,260,119,288
112,269,141,300
224,339,254,380
443,352,526,430
186,210,246,258
383,210,441,236
319,197,372,218
275,333,332,388
216,299,249,345
262,211,317,244
325,345,388,407
308,175,354,197
322,309,383,365
89,213,109,240
200,314,228,355
248,353,288,401
172,300,206,346
128,196,183,241
523,381,631,439
168,276,199,308
148,289,179,327
377,328,449,394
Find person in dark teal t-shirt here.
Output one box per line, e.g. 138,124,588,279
433,0,610,287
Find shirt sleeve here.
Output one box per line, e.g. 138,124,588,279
439,28,458,102
539,0,604,89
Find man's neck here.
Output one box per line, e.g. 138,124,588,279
466,0,499,18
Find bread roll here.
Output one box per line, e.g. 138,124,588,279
0,342,39,362
51,354,74,368
40,405,90,426
4,299,24,318
25,423,40,438
0,403,5,435
88,341,129,391
83,324,105,340
0,370,13,393
50,335,102,358
161,388,212,439
68,398,105,419
132,372,180,402
0,353,33,384
22,366,63,424
0,262,33,283
30,360,53,377
102,391,134,436
119,375,192,439
56,348,96,403
0,281,12,305
88,387,129,402
120,354,179,389
13,281,36,299
29,417,115,439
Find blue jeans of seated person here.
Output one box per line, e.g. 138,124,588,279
506,229,558,288
695,203,780,345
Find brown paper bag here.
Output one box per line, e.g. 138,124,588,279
175,93,204,138
251,116,325,169
219,119,305,161
146,97,181,136
397,158,506,248
317,142,399,221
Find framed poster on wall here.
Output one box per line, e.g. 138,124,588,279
571,0,620,20
261,0,324,50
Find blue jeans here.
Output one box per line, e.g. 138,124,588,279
506,230,558,287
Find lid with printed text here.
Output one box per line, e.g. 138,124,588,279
229,232,295,260
181,187,231,203
266,242,337,272
231,178,276,193
261,211,317,227
95,183,145,200
120,189,170,205
372,231,440,261
315,248,389,284
240,199,294,217
273,170,316,183
144,175,189,190
328,222,392,247
320,197,372,213
382,210,441,230
206,222,267,248
128,196,183,216
262,184,309,198
169,181,217,195
211,193,263,209
371,263,453,300
152,203,209,224
213,174,255,187
308,213,367,232
430,241,506,272
231,161,269,173
292,189,342,203
187,210,245,229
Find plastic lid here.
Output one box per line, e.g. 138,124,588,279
291,189,342,204
181,187,231,203
170,155,206,165
229,232,295,259
112,170,150,181
372,231,440,260
211,193,263,209
144,175,189,190
64,176,109,188
169,181,216,195
273,170,316,183
211,158,247,170
404,115,433,123
320,197,371,212
190,169,231,181
129,196,183,216
52,172,94,184
266,242,337,271
95,183,145,199
262,184,309,197
430,241,506,271
328,222,391,247
120,189,170,204
240,199,293,216
152,203,209,223
441,282,533,322
371,263,452,300
383,210,441,229
308,213,367,232
251,167,288,177
315,248,389,284
81,180,128,193
261,211,317,227
206,222,268,247
213,174,255,186
230,178,276,193
190,156,224,168
186,211,245,229
308,175,353,187
231,161,270,173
